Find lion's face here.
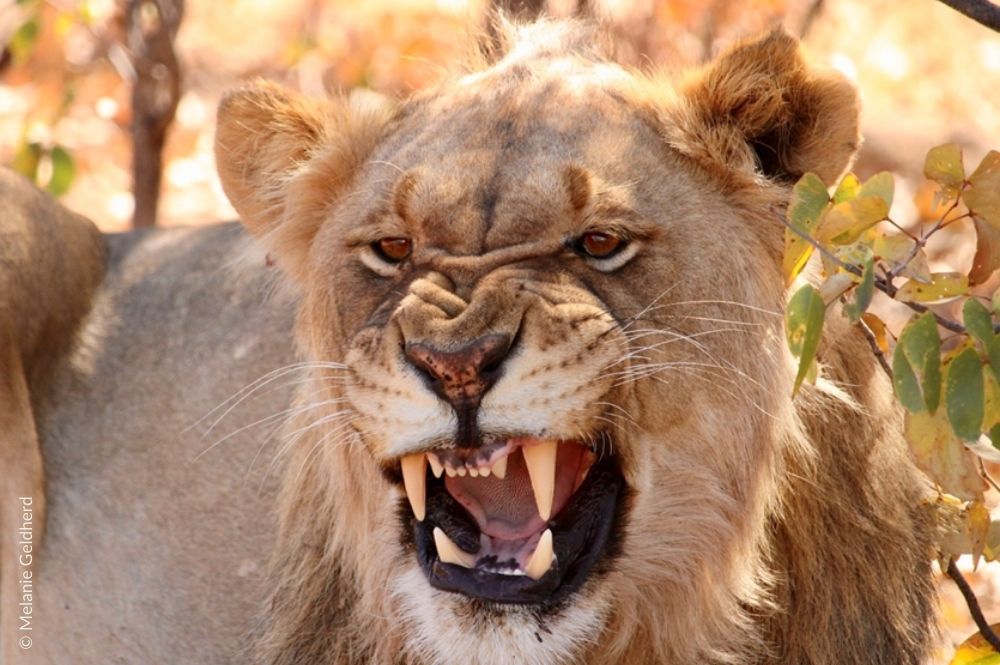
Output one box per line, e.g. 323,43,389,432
216,22,859,664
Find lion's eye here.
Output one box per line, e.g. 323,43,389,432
578,232,623,258
373,237,412,263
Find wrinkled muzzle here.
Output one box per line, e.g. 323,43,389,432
345,272,630,605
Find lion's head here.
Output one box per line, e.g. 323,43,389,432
215,20,931,665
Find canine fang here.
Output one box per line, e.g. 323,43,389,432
522,440,558,520
401,453,426,521
433,527,476,568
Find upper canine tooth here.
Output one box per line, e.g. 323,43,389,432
427,454,444,479
491,456,508,480
433,527,476,568
524,529,554,580
401,454,427,521
522,440,557,520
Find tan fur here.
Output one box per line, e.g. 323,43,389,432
0,171,105,663
1,19,936,665
214,20,935,665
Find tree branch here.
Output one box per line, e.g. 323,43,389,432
947,559,1000,652
935,0,1000,33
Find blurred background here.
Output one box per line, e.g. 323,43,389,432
1,0,998,659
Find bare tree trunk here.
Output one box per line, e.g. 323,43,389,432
123,0,183,228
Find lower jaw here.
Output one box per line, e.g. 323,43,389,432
410,455,626,606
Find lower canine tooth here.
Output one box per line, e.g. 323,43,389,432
524,529,554,580
522,440,557,520
433,527,476,568
400,454,427,521
491,456,508,479
427,454,444,479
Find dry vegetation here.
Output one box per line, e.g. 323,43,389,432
2,0,999,659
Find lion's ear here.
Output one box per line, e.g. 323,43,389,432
215,81,394,280
669,29,859,185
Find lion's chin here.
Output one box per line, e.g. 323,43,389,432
396,435,626,606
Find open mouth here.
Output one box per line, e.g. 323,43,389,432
398,436,625,604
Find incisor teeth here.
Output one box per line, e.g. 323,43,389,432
524,529,554,580
433,527,476,568
491,456,508,480
468,466,479,477
445,464,457,478
456,466,467,477
522,440,557,520
479,466,491,478
401,454,427,521
427,454,444,479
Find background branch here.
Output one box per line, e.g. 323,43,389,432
947,559,1000,651
935,0,1000,32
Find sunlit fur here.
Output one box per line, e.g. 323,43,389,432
215,19,937,665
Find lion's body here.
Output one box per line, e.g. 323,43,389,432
2,20,938,665
1,172,294,664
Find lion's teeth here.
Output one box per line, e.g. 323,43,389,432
427,454,444,479
491,456,508,480
479,465,491,478
468,465,479,477
401,453,427,521
522,440,557,520
456,465,468,477
524,529,554,580
433,527,476,568
445,463,457,477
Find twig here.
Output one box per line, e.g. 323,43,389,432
857,316,893,378
946,558,1000,652
935,0,1000,32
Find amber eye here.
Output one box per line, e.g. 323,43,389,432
578,231,623,259
373,237,412,263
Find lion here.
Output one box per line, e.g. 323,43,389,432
1,19,937,665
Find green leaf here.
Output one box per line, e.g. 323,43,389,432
925,143,965,200
946,348,985,441
785,284,826,395
858,171,895,209
45,145,75,197
11,140,42,181
894,313,942,413
10,17,40,64
815,196,889,245
895,272,969,303
783,173,831,285
893,346,925,413
965,151,1000,229
832,173,860,204
844,250,874,323
965,299,995,346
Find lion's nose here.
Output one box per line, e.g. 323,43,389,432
404,333,512,411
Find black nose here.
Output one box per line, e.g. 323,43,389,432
404,333,512,445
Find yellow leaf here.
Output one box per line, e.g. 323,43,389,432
815,196,889,245
906,409,986,501
950,626,1000,665
925,143,965,201
783,173,831,285
966,151,1000,230
896,272,969,303
861,313,889,353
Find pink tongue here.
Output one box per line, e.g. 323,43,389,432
445,445,585,540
